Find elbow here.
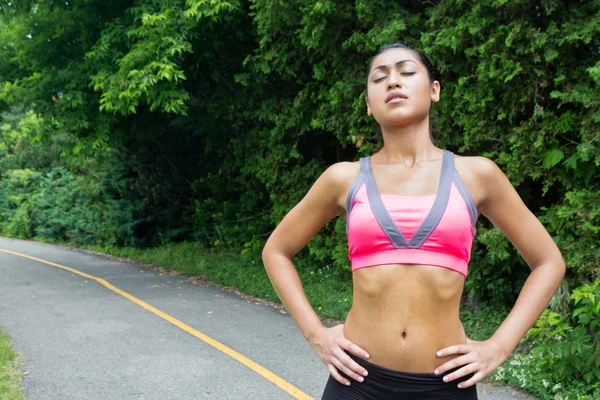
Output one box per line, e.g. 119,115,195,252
546,248,566,280
261,246,269,264
531,255,566,287
557,258,566,279
554,249,567,278
261,241,271,267
547,256,566,288
262,240,294,272
261,240,279,269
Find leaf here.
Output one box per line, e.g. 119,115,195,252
562,154,578,170
542,149,564,169
544,49,559,61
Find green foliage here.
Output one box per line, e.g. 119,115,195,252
460,305,507,342
0,168,41,235
185,0,239,21
88,1,193,116
5,202,32,239
465,225,530,305
517,281,600,396
0,165,145,246
540,190,600,279
0,2,599,396
0,325,24,400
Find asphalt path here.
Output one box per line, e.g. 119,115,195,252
0,237,536,399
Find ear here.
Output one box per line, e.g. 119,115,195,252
430,81,441,103
365,96,372,116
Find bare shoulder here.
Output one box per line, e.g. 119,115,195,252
454,154,502,179
452,154,507,207
321,161,361,188
263,160,361,257
318,161,361,211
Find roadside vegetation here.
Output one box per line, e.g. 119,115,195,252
0,326,24,400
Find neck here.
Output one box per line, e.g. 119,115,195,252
377,118,440,167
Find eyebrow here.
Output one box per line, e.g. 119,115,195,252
370,60,417,74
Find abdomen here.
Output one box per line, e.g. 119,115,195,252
344,263,468,373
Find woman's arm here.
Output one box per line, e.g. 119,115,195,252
434,156,566,387
262,162,370,386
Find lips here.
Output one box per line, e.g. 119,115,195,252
385,92,408,103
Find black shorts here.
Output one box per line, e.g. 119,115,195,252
321,353,478,400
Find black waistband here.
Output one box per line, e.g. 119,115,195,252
348,352,462,383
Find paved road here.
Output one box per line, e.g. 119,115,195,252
0,237,536,399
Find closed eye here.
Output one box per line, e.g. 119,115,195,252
373,72,415,83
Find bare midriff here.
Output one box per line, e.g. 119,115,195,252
344,263,467,373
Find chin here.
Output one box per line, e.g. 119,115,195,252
375,114,416,127
374,109,429,128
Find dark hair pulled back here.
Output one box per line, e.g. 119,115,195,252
366,43,440,94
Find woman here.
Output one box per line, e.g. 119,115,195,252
261,43,565,399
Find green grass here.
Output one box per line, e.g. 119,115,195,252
0,326,24,400
81,241,355,320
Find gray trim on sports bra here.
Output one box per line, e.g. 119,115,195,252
345,169,365,236
346,150,479,242
452,168,478,232
344,150,478,242
359,156,410,247
360,150,454,248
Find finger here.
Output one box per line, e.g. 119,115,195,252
336,349,369,378
456,371,485,389
340,339,370,360
441,363,479,384
436,344,471,358
332,357,365,383
327,364,351,386
434,354,474,376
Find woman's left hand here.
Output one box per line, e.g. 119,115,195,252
434,337,509,388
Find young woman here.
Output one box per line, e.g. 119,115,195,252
262,43,565,399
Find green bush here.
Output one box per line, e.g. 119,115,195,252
494,280,600,397
30,167,146,247
5,202,32,239
0,169,41,236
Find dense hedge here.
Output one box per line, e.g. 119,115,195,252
236,0,600,302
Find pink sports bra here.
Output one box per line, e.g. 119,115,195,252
346,150,477,277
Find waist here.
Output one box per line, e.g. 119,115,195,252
345,264,467,372
344,310,467,373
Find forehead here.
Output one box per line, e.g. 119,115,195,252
369,48,421,74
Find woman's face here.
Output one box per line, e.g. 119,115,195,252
365,48,440,127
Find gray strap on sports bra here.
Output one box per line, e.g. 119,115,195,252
361,150,455,249
453,168,478,232
345,169,365,236
360,157,410,247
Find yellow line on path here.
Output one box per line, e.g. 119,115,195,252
0,248,313,400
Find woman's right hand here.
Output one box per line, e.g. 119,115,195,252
308,324,370,386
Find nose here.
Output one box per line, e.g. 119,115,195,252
387,72,402,89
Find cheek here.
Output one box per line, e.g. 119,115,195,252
410,83,433,107
367,84,384,101
419,82,434,99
